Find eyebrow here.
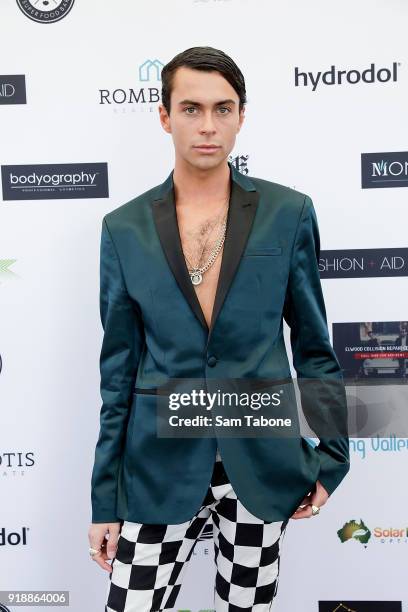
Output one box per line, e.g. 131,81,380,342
177,99,236,106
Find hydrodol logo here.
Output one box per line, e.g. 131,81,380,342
295,62,400,91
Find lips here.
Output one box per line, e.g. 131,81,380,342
193,145,221,152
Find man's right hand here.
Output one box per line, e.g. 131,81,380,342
88,522,121,572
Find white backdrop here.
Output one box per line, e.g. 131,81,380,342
1,1,407,611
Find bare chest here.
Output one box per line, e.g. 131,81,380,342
177,212,226,329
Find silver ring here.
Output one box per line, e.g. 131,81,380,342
311,505,320,516
89,547,101,557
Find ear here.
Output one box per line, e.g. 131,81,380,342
158,104,171,134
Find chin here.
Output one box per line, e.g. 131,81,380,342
190,155,224,171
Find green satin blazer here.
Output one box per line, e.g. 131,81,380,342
90,162,350,524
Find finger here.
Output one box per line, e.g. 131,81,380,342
296,495,311,510
92,550,113,572
309,488,328,509
88,528,113,572
106,523,121,560
88,537,113,572
88,530,105,555
290,504,313,520
317,488,329,506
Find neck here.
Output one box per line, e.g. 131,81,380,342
173,158,231,209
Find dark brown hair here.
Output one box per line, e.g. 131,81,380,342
161,46,247,114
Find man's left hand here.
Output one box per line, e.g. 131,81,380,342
290,480,329,520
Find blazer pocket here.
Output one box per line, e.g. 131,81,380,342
133,387,157,395
244,246,282,256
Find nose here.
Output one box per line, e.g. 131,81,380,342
198,110,216,135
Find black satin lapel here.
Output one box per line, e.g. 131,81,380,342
207,180,260,343
151,187,209,331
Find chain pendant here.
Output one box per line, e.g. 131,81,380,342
190,271,203,285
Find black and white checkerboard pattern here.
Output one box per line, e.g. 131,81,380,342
105,450,289,611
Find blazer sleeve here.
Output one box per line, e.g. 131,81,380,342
283,195,350,497
90,217,144,523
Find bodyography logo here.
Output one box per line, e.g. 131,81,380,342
1,163,109,200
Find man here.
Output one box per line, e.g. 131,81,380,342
88,46,350,611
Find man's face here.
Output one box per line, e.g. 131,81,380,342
159,66,245,171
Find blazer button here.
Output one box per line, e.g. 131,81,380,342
207,355,217,367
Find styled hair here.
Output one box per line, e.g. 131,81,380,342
161,46,247,114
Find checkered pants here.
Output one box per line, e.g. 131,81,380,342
105,449,289,612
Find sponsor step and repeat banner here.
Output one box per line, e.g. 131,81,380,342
1,1,407,611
